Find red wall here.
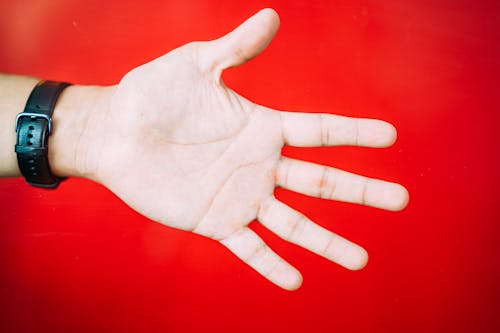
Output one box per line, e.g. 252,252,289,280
1,1,499,332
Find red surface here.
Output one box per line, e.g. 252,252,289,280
1,1,499,332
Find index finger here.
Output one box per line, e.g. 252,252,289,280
278,111,397,147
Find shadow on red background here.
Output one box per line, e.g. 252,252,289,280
0,0,499,332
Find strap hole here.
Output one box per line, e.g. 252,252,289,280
28,134,33,138
27,141,32,146
29,126,34,130
32,172,38,176
30,166,36,171
35,105,40,109
28,159,35,164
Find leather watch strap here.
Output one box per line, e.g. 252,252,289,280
15,81,71,188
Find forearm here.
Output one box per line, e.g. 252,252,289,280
0,74,38,176
0,73,111,180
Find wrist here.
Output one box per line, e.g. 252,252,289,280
49,84,113,180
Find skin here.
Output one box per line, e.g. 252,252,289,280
0,9,408,290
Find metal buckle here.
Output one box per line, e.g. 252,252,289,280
15,112,52,134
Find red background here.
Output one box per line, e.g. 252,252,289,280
1,0,499,332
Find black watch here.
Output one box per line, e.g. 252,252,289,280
15,80,71,189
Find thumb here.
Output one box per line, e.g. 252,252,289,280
204,8,280,72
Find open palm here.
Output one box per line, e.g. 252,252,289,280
90,9,408,290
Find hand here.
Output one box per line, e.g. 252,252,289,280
75,8,408,290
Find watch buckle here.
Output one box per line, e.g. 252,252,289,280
15,112,53,134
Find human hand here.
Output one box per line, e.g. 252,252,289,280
69,8,408,290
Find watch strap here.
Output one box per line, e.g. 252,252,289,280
15,81,71,188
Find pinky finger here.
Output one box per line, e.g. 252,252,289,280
220,227,303,290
